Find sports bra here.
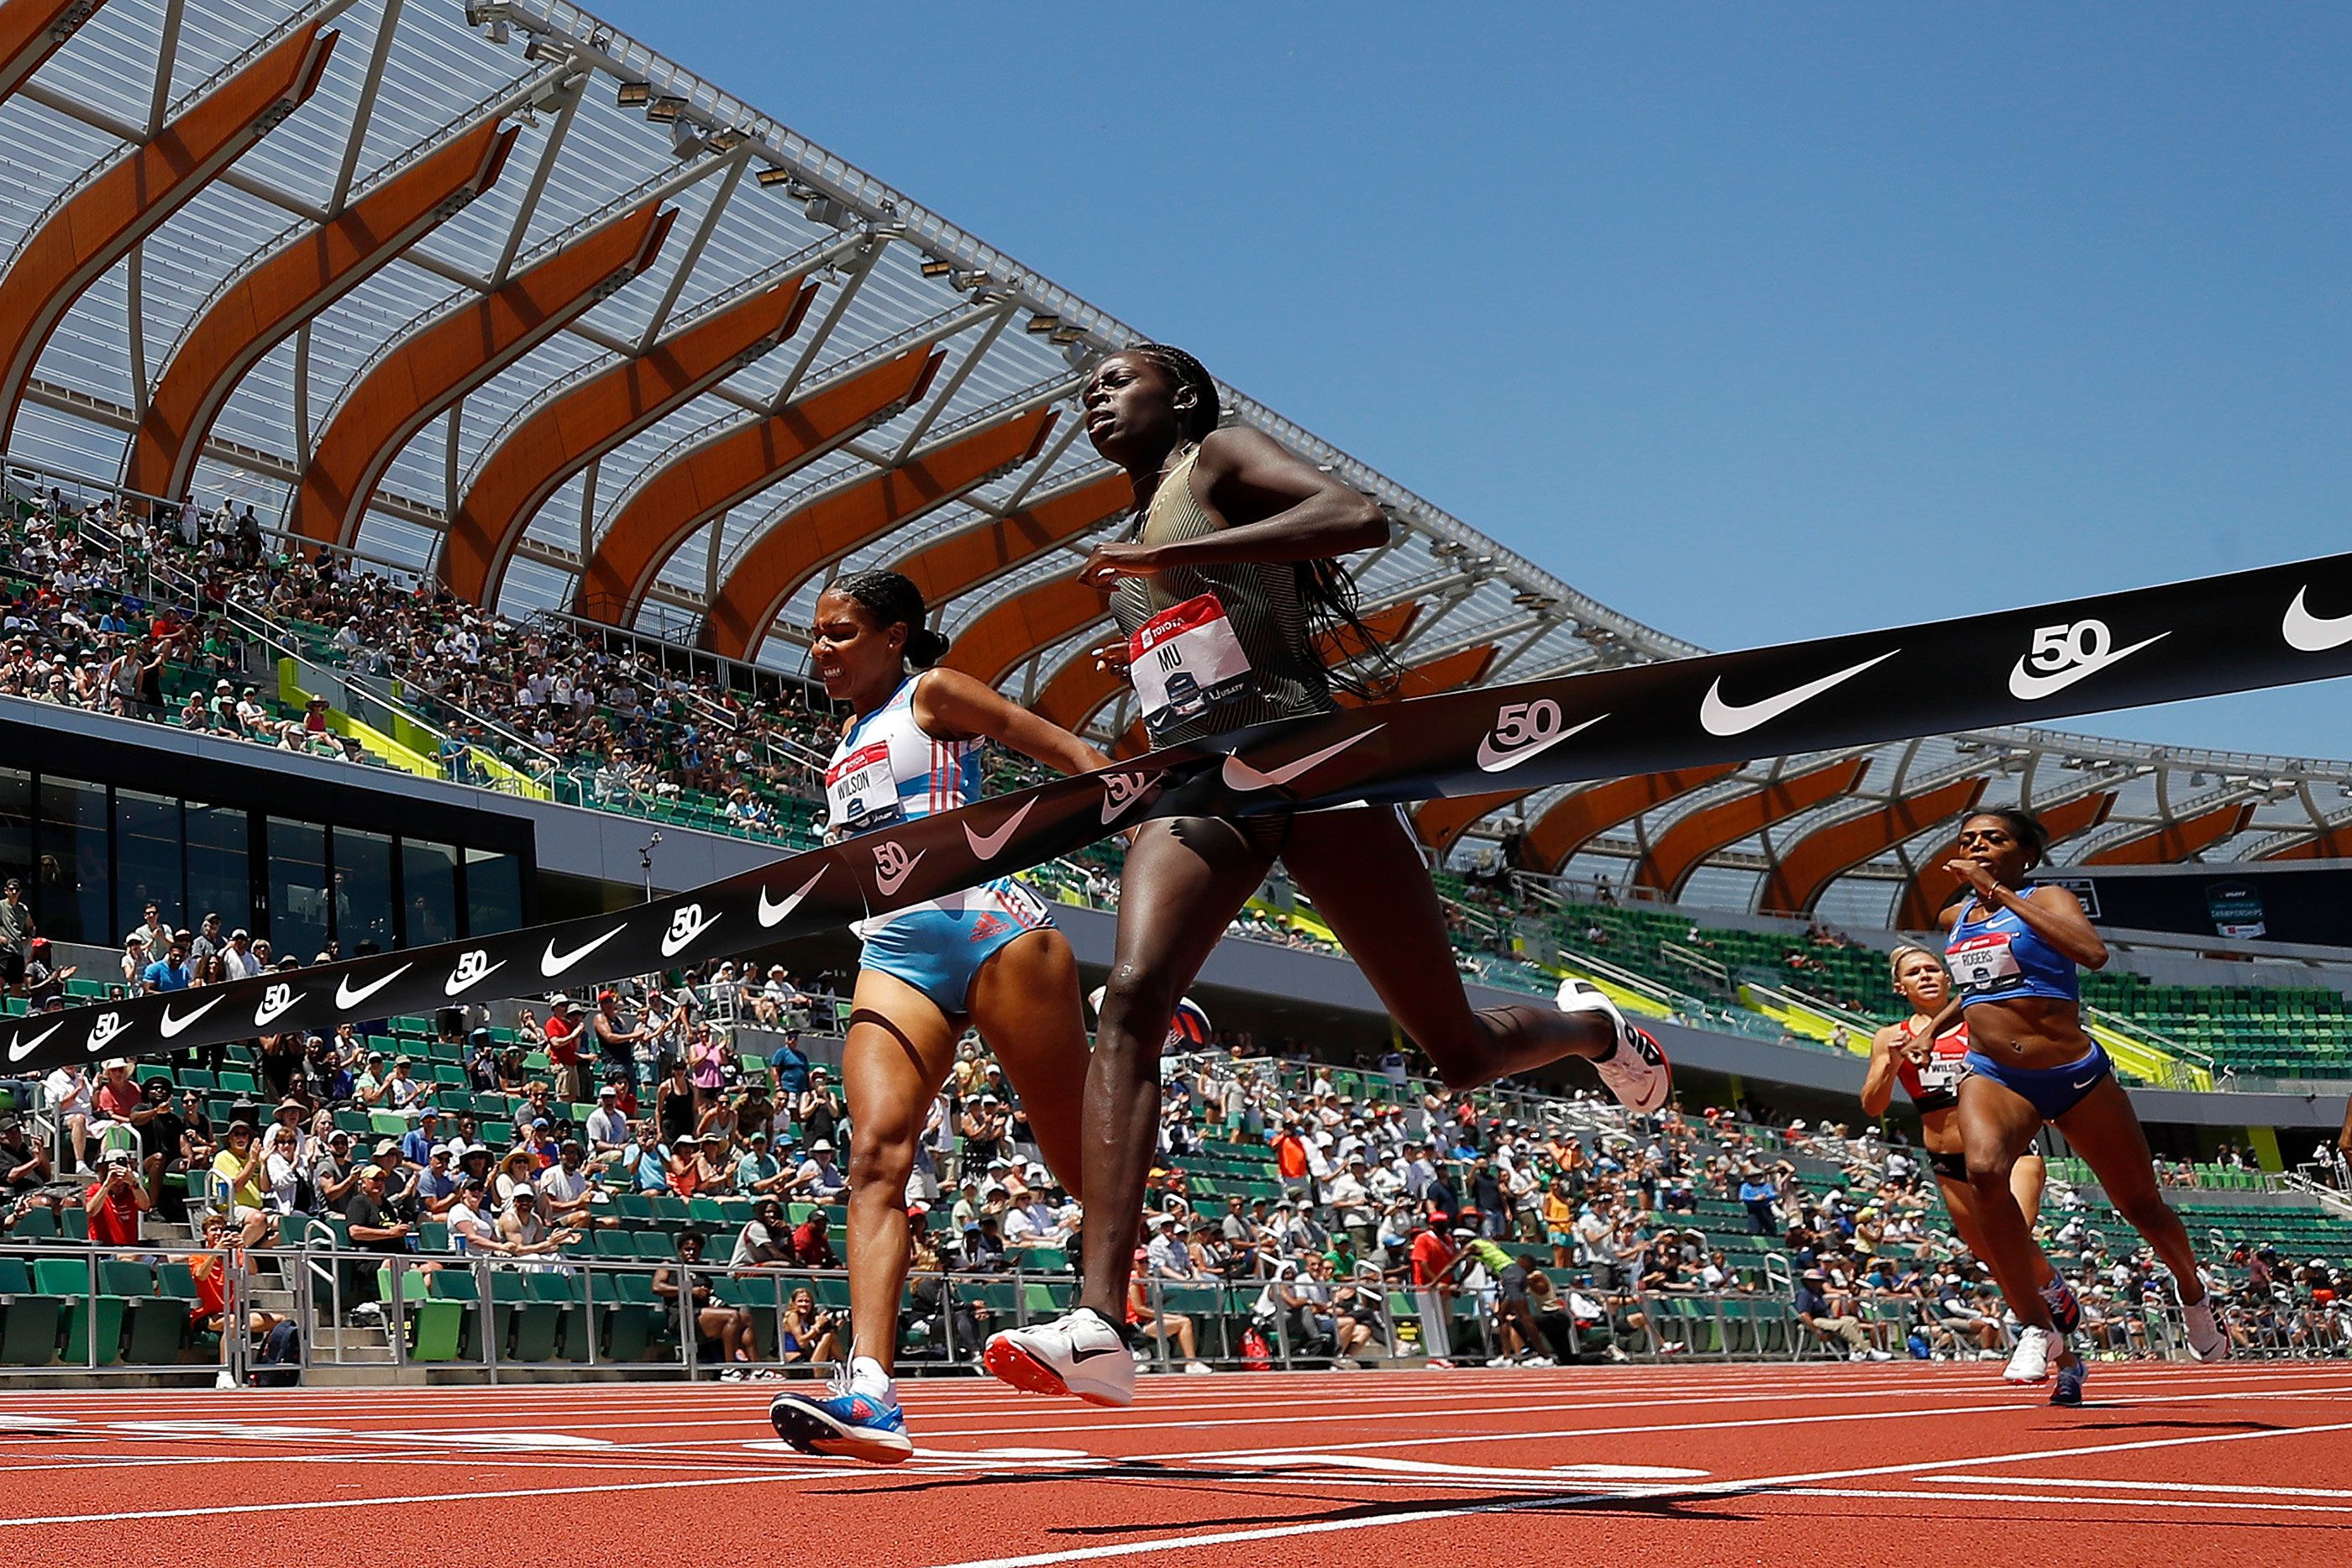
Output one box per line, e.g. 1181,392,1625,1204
1945,895,2081,1007
1894,1019,1971,1114
1110,445,1336,745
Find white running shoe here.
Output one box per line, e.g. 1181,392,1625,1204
2004,1325,2053,1384
1556,980,1672,1113
984,1308,1136,1408
213,1368,238,1391
2182,1294,2229,1361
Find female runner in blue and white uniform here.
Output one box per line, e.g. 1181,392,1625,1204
1861,944,2077,1382
1940,808,2225,1406
768,570,1110,1462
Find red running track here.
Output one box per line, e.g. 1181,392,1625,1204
0,1361,2340,1565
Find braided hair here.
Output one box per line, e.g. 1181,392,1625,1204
830,569,951,669
1124,342,1397,698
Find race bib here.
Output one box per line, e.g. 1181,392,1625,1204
1946,931,2020,994
1130,593,1253,734
825,740,902,836
1914,1054,1963,1094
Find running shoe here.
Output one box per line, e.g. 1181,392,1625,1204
2003,1325,2053,1384
769,1377,914,1466
2042,1279,2082,1335
984,1308,1136,1408
2181,1293,2229,1361
2050,1357,2087,1408
1555,980,1672,1113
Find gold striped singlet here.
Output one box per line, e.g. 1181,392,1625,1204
1110,444,1337,746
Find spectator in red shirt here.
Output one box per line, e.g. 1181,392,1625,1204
543,995,586,1104
792,1210,837,1271
1273,1121,1310,1200
85,1151,148,1246
1410,1215,1459,1365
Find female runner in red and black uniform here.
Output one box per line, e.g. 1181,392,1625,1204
984,345,1671,1408
1862,944,2077,1382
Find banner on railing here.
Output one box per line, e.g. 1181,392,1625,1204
11,547,2352,1072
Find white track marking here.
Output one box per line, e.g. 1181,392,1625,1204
921,1408,2352,1567
1916,1474,2352,1499
1789,1487,2352,1516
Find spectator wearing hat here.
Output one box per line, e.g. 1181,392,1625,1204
21,936,74,1007
791,1209,838,1271
590,989,648,1097
399,1108,444,1168
791,1139,845,1201
207,1121,271,1249
385,1057,427,1116
585,1083,632,1172
543,995,587,1104
627,1124,670,1193
795,1066,843,1157
0,878,31,994
86,1149,150,1246
413,1142,461,1218
444,1175,505,1256
1797,1268,1888,1361
495,1187,578,1260
734,1130,787,1197
353,1051,391,1109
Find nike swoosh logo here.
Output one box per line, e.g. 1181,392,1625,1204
7,1023,60,1064
759,868,827,928
336,964,412,1011
542,925,626,978
158,995,225,1040
1220,726,1383,793
1474,712,1609,774
963,798,1037,861
1698,650,1900,737
1068,1343,1131,1362
445,959,506,997
2006,632,2168,701
2070,1077,2097,1090
874,850,925,898
660,912,719,958
2282,587,2352,653
254,991,300,1027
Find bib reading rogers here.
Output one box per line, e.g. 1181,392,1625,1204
1131,593,1254,736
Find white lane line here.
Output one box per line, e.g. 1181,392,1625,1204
922,1408,2352,1566
1793,1487,2352,1516
1916,1474,2352,1499
0,1471,858,1527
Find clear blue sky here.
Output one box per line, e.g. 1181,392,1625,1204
598,2,2351,760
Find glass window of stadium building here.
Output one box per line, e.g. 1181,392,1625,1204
0,757,528,962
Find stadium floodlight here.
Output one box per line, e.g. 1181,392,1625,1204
920,256,954,278
669,118,706,159
708,128,749,153
805,197,853,229
949,269,990,291
1050,325,1086,344
524,37,570,65
463,3,511,25
754,165,798,188
1025,314,1061,334
616,81,651,107
645,95,688,123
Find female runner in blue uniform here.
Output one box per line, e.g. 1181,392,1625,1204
767,570,1112,1462
985,345,1671,1408
1940,808,2225,1406
1861,944,2078,1382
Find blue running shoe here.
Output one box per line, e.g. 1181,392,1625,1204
2050,1358,2087,1408
769,1379,914,1465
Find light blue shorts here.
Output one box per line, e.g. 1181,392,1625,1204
859,878,1053,1015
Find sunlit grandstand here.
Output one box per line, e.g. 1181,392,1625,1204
0,7,2349,1555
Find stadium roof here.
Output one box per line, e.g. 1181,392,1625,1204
4,0,2349,931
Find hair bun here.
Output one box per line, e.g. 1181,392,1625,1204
906,627,953,669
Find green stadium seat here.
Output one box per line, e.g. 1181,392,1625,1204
0,1258,61,1366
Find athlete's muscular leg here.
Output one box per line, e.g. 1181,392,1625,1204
2055,1078,2208,1307
969,927,1090,1204
1935,1165,2059,1294
1284,805,1612,1089
1956,1074,2060,1335
1076,817,1273,1322
840,970,960,1375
